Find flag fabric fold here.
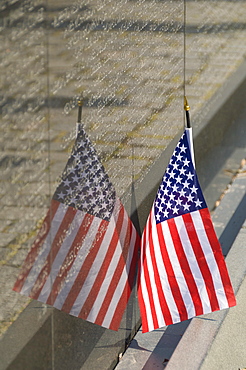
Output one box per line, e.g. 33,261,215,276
138,128,236,333
13,123,140,331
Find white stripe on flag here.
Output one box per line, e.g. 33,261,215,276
101,225,137,329
139,214,155,331
151,212,180,324
85,244,123,323
21,203,68,296
53,216,103,310
69,210,119,317
174,214,211,313
162,220,196,319
140,261,154,331
185,127,195,168
38,210,86,302
191,211,229,309
145,224,166,329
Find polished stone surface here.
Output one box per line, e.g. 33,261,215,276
1,1,246,369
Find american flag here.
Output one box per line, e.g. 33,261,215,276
138,128,236,333
13,124,140,331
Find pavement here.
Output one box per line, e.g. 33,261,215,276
0,0,246,368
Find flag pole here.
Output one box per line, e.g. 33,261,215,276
184,96,191,128
76,97,83,137
184,96,195,166
77,97,83,123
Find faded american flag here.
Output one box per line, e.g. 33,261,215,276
138,128,236,333
13,124,140,331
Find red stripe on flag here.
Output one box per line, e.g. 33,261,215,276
148,218,174,327
61,219,109,314
46,213,94,306
78,205,126,322
29,206,77,300
137,284,148,333
199,208,236,307
142,218,159,330
13,200,60,293
168,218,204,316
137,230,149,332
109,231,140,331
182,212,220,312
93,214,132,327
156,222,188,322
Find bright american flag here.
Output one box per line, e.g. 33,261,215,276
138,128,236,333
13,124,140,331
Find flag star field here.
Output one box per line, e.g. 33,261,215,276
53,125,116,222
154,132,206,223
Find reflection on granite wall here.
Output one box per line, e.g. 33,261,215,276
0,0,184,339
1,0,246,368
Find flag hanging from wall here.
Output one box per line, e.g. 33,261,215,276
13,123,140,331
138,128,236,333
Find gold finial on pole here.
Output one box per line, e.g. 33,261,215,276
184,96,190,111
184,96,191,128
77,96,83,123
